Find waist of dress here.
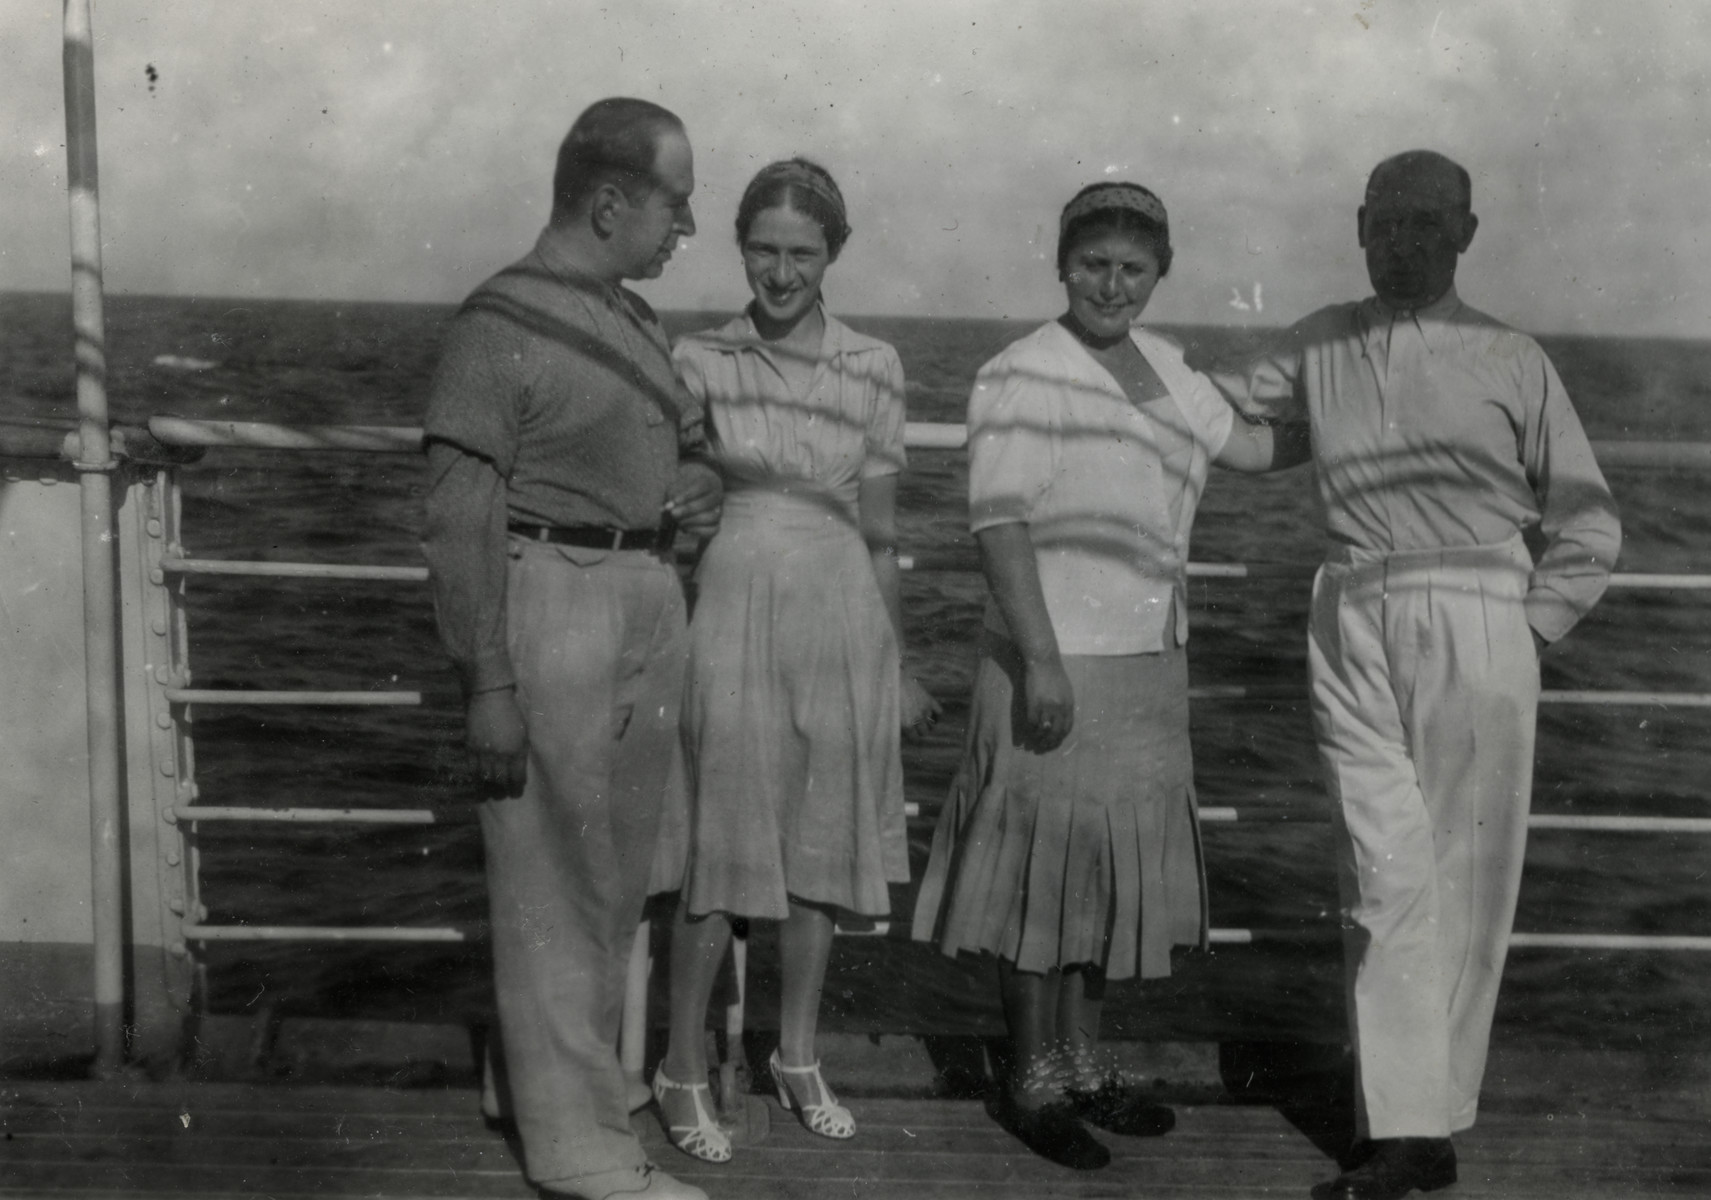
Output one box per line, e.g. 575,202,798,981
719,482,860,531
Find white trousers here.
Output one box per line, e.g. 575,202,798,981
1308,537,1539,1139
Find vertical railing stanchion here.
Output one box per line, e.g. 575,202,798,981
63,0,127,1074
619,920,651,1098
719,936,748,1112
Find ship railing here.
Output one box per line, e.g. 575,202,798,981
63,413,1692,1091
144,415,1711,958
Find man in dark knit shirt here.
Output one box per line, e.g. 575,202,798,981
422,98,720,1200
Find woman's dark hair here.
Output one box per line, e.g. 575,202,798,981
734,158,851,260
1056,189,1173,279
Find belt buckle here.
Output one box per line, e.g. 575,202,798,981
609,528,626,550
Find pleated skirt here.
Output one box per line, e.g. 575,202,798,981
910,635,1208,981
650,488,907,919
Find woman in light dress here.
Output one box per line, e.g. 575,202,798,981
911,182,1306,1169
650,158,939,1163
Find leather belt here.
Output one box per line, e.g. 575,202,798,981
508,521,673,552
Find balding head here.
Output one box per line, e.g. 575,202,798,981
551,98,686,220
542,97,697,285
1358,149,1478,309
1365,150,1472,214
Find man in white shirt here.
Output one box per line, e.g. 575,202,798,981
1226,150,1621,1200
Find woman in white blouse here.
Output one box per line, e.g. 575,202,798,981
911,182,1306,1170
649,158,938,1164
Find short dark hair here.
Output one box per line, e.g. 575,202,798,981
1057,207,1173,278
551,98,684,217
734,158,851,260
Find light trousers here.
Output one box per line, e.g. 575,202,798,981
1308,537,1539,1139
480,540,687,1187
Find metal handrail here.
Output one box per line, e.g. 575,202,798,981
1526,814,1711,833
148,418,420,453
1545,690,1711,707
158,679,1711,711
174,921,1711,952
174,805,474,825
178,801,924,824
160,554,1711,593
1194,683,1711,707
164,688,421,706
162,557,427,582
181,923,470,943
1509,933,1711,952
173,803,1711,835
144,416,1711,474
1606,574,1711,590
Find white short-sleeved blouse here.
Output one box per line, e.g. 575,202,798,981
673,308,906,513
969,321,1233,656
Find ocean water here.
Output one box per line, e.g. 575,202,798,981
3,291,1710,1049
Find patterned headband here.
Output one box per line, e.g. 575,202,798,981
752,159,848,228
1059,183,1168,235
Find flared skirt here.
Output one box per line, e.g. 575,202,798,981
652,491,907,918
910,637,1208,981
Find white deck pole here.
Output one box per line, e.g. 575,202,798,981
718,935,748,1112
63,0,127,1076
619,920,652,1095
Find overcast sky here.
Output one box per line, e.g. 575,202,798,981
4,1,1708,336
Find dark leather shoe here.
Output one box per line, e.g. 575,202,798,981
994,1096,1111,1170
1311,1137,1456,1200
1065,1080,1176,1137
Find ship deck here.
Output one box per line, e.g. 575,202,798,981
4,1043,1707,1199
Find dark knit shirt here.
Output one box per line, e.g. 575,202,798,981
421,228,705,694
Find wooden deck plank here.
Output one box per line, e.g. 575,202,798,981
2,1080,470,1115
3,1080,1706,1200
2,1135,520,1172
6,1099,1704,1164
5,1159,1703,1200
14,1085,1706,1135
3,1161,1703,1200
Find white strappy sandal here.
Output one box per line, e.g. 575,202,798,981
768,1049,856,1140
651,1066,732,1163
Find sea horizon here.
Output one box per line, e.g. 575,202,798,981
8,286,1710,346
